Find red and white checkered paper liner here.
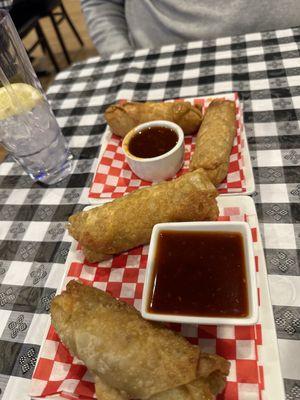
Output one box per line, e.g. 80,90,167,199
89,93,246,199
31,205,264,400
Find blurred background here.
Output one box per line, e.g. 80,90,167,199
21,0,97,89
0,0,98,162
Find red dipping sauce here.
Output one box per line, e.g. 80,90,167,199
148,230,249,318
128,126,178,158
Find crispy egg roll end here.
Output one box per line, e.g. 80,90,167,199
83,246,112,263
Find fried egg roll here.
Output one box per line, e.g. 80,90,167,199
51,281,229,400
189,100,236,185
68,169,219,263
94,374,223,400
94,375,129,400
104,101,203,137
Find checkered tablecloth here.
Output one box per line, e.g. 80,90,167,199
0,26,299,399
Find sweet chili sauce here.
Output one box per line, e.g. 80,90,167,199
148,230,249,318
128,126,178,158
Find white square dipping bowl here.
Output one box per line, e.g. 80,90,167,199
141,221,258,326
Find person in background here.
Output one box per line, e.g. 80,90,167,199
81,0,300,56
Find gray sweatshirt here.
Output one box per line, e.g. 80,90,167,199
81,0,300,55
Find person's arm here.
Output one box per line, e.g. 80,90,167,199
80,0,132,56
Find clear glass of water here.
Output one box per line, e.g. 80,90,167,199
0,10,73,185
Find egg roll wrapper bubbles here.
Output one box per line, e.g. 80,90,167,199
104,101,203,137
94,374,225,400
51,281,199,398
189,100,237,185
94,369,228,400
94,375,129,400
51,281,229,400
68,169,219,263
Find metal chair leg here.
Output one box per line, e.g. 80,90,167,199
35,22,60,72
59,1,84,47
49,11,71,65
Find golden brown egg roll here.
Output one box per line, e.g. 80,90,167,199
94,375,215,400
104,101,203,137
51,281,229,400
68,169,219,263
94,375,129,400
94,364,228,400
51,280,199,398
189,100,236,185
148,375,219,400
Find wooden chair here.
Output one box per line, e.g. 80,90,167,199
9,0,84,72
38,0,84,66
9,0,60,72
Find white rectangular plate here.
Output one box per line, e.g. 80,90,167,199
31,196,282,400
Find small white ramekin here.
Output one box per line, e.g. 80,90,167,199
141,221,258,326
122,120,185,182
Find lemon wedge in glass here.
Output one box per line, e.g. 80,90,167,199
0,83,42,120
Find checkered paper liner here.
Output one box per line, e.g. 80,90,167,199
89,93,246,199
30,204,265,400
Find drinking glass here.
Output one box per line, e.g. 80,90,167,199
0,10,73,185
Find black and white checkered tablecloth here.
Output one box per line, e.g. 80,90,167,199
0,26,300,399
